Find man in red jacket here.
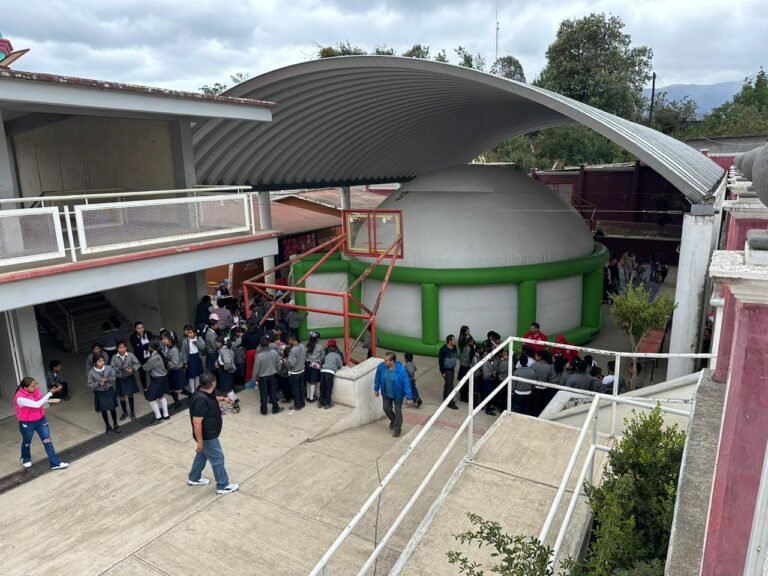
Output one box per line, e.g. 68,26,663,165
523,322,548,354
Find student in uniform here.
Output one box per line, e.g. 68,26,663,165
181,324,205,394
319,341,343,409
481,349,498,416
46,360,71,401
252,336,282,415
85,343,109,377
215,336,240,412
87,355,120,433
110,341,141,421
305,332,325,403
144,341,170,425
457,326,474,402
204,316,220,372
15,376,69,470
130,321,154,393
231,326,246,388
285,333,306,410
161,330,184,410
403,352,422,408
512,353,535,415
102,321,120,361
531,350,555,417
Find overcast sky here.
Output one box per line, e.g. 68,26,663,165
3,0,767,92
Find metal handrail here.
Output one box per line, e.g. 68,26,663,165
309,336,711,576
0,185,250,206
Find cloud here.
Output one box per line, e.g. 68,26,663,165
2,0,766,92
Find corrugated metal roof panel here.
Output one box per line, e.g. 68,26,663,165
193,56,723,204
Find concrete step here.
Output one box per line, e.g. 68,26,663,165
397,413,612,575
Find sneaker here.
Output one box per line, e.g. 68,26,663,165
113,425,122,433
48,398,61,404
216,483,239,495
20,458,31,469
187,476,210,486
119,413,129,421
51,462,69,470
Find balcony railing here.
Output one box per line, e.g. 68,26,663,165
0,186,261,268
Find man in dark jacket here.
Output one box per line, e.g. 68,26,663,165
374,352,413,437
438,334,459,410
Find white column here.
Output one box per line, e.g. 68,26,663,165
169,118,197,189
341,186,351,210
667,206,716,380
259,191,276,287
9,306,46,386
0,110,18,201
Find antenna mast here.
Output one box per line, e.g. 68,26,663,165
495,1,500,63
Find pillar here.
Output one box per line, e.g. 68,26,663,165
667,206,715,379
517,281,537,337
421,284,439,345
258,190,276,288
341,186,351,210
701,290,768,575
169,118,196,189
5,307,46,389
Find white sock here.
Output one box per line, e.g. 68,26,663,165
309,384,316,400
149,400,161,419
187,379,196,393
227,391,237,402
159,397,169,417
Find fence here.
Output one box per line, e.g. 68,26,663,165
308,336,714,576
0,187,257,267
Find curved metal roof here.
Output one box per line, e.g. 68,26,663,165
193,56,724,203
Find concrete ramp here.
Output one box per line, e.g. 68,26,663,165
397,414,611,575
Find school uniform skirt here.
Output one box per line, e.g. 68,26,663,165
147,374,169,402
217,369,236,394
115,375,139,397
307,364,321,383
93,387,118,412
168,368,185,391
186,352,203,379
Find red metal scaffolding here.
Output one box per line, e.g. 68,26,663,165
241,209,402,365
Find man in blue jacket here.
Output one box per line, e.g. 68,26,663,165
374,352,414,437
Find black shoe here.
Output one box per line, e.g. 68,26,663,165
130,414,137,421
281,398,292,404
162,415,170,420
485,409,497,416
448,403,459,410
119,413,129,421
324,404,332,410
273,406,284,415
113,425,122,433
260,408,268,415
149,418,162,426
105,426,113,434
172,401,182,410
416,399,423,408
393,430,401,438
389,420,394,430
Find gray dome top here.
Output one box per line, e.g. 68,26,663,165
743,146,762,180
753,146,768,207
353,164,595,269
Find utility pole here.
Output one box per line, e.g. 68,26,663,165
648,71,657,127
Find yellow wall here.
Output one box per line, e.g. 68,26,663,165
13,117,175,197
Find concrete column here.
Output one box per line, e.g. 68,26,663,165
0,110,19,201
340,186,351,210
169,118,196,189
258,190,276,287
667,207,716,380
8,307,46,387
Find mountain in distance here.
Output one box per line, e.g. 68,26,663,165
642,80,742,116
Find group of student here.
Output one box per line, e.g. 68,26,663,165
439,322,643,418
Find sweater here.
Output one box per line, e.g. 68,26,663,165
286,343,306,374
253,346,281,378
110,352,141,377
217,347,236,373
321,351,343,374
181,336,206,364
87,366,116,390
513,366,536,394
143,352,168,377
438,345,458,373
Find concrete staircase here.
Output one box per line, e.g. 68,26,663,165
394,413,611,575
36,292,129,353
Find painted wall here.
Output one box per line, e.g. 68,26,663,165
13,117,175,196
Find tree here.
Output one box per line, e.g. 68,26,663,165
536,126,633,167
580,407,685,575
488,136,542,174
447,513,574,575
649,92,699,137
695,68,768,137
373,44,395,55
537,13,653,120
609,284,676,388
402,43,430,59
454,46,486,71
491,55,526,82
199,72,250,96
434,49,449,63
316,41,367,58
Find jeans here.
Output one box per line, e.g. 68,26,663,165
19,417,62,467
442,370,455,401
188,437,230,490
382,396,403,433
258,374,279,412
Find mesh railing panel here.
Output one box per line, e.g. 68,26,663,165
76,195,250,253
0,209,63,264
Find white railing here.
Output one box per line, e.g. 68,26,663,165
0,186,259,267
309,337,714,576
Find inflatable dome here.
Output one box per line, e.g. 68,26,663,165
293,165,607,355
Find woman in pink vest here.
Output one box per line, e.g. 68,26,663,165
14,376,69,470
